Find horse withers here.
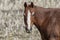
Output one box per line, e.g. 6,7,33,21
24,2,60,40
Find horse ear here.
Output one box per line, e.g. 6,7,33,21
24,2,27,8
31,2,34,8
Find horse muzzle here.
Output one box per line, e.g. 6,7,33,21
25,27,32,33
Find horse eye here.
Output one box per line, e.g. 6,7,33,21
32,12,34,16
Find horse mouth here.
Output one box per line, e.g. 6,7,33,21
26,30,31,33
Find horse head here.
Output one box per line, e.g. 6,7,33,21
24,2,35,33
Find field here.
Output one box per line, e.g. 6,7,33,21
0,0,60,40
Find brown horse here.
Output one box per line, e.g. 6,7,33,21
24,2,60,40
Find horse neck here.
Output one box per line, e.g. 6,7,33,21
33,8,52,31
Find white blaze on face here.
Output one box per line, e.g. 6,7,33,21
27,10,31,30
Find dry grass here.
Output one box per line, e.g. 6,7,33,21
0,0,60,40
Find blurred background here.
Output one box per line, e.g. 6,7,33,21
0,0,60,40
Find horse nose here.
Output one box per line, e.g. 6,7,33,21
25,27,32,33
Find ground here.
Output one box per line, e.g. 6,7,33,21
0,0,60,40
